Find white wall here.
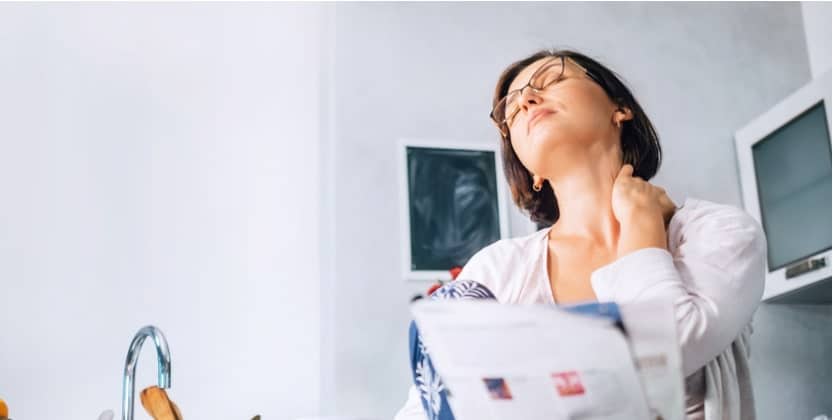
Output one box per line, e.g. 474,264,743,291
749,305,831,420
0,4,323,419
801,1,832,77
322,3,823,419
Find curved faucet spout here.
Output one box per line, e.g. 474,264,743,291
121,325,172,420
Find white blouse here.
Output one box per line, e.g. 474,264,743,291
395,197,767,420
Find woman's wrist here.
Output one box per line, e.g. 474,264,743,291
617,214,668,259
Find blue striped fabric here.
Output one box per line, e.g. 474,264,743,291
408,280,496,420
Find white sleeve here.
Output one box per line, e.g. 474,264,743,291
455,247,490,285
590,201,767,376
393,385,427,420
453,239,513,301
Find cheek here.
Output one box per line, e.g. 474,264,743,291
556,84,612,122
578,90,617,126
509,136,533,168
509,135,550,175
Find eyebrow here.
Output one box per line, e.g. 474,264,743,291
508,61,563,92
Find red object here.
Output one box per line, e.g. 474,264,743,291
552,371,586,397
426,282,443,296
426,266,464,296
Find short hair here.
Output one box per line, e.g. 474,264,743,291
492,49,662,226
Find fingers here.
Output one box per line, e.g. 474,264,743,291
618,164,634,178
614,164,634,185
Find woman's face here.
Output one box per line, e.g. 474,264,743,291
504,56,624,177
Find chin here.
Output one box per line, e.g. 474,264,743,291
527,136,576,172
530,131,569,153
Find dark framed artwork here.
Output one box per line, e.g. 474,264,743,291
398,140,509,281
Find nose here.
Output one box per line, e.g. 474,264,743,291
519,86,544,114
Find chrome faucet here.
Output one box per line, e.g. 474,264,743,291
121,326,172,420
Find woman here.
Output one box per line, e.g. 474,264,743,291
394,49,766,420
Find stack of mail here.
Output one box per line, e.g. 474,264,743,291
411,300,684,420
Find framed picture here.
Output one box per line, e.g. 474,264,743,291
398,139,510,281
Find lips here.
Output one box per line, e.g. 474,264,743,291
527,109,556,133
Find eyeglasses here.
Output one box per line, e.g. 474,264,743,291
490,56,599,138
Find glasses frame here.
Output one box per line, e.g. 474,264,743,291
490,55,600,138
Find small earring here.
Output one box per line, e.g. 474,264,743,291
532,175,543,192
615,119,622,128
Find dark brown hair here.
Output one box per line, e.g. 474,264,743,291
492,49,662,227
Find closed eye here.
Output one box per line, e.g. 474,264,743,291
541,74,568,89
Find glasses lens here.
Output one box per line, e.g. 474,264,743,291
531,59,565,89
502,91,522,126
492,91,514,123
492,56,569,135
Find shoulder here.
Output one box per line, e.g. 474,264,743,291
456,228,548,297
673,197,763,239
676,197,759,227
670,197,767,268
465,228,546,268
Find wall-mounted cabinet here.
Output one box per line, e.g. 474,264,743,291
735,70,832,304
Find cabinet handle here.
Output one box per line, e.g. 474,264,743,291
785,257,827,279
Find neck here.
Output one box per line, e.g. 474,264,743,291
545,151,622,250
